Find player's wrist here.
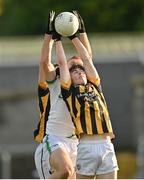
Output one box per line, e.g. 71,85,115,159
52,32,61,41
79,24,86,33
54,38,61,42
79,29,86,33
68,33,77,40
46,30,52,35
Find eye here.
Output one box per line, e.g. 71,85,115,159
72,69,77,73
73,70,78,74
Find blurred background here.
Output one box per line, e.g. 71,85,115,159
0,0,144,178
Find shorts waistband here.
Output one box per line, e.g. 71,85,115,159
80,134,111,142
43,134,78,142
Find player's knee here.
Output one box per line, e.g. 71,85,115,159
59,165,74,178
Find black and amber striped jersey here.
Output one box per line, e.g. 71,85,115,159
34,82,50,143
61,77,114,138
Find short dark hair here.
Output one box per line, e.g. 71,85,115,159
69,64,85,73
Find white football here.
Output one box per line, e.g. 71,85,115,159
54,12,79,37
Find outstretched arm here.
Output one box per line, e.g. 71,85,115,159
73,10,92,58
55,40,71,84
51,27,71,84
38,11,56,83
79,33,92,58
71,36,100,82
39,34,54,83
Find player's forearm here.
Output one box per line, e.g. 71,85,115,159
72,37,92,63
56,41,70,82
40,34,54,68
79,32,92,58
39,34,56,81
72,37,99,80
56,41,67,66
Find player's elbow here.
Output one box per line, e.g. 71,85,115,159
40,56,47,65
40,60,53,71
40,60,46,66
58,59,67,68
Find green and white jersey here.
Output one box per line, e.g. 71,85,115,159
46,78,75,137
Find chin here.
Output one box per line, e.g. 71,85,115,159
78,80,87,85
81,78,87,85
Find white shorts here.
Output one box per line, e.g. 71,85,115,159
34,134,78,179
76,138,119,176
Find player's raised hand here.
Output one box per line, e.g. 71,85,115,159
46,10,55,35
73,10,86,33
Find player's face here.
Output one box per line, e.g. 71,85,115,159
70,67,87,85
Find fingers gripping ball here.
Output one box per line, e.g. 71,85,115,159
54,12,79,37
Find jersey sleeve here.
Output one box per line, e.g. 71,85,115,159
60,79,72,100
38,81,48,90
88,76,101,87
